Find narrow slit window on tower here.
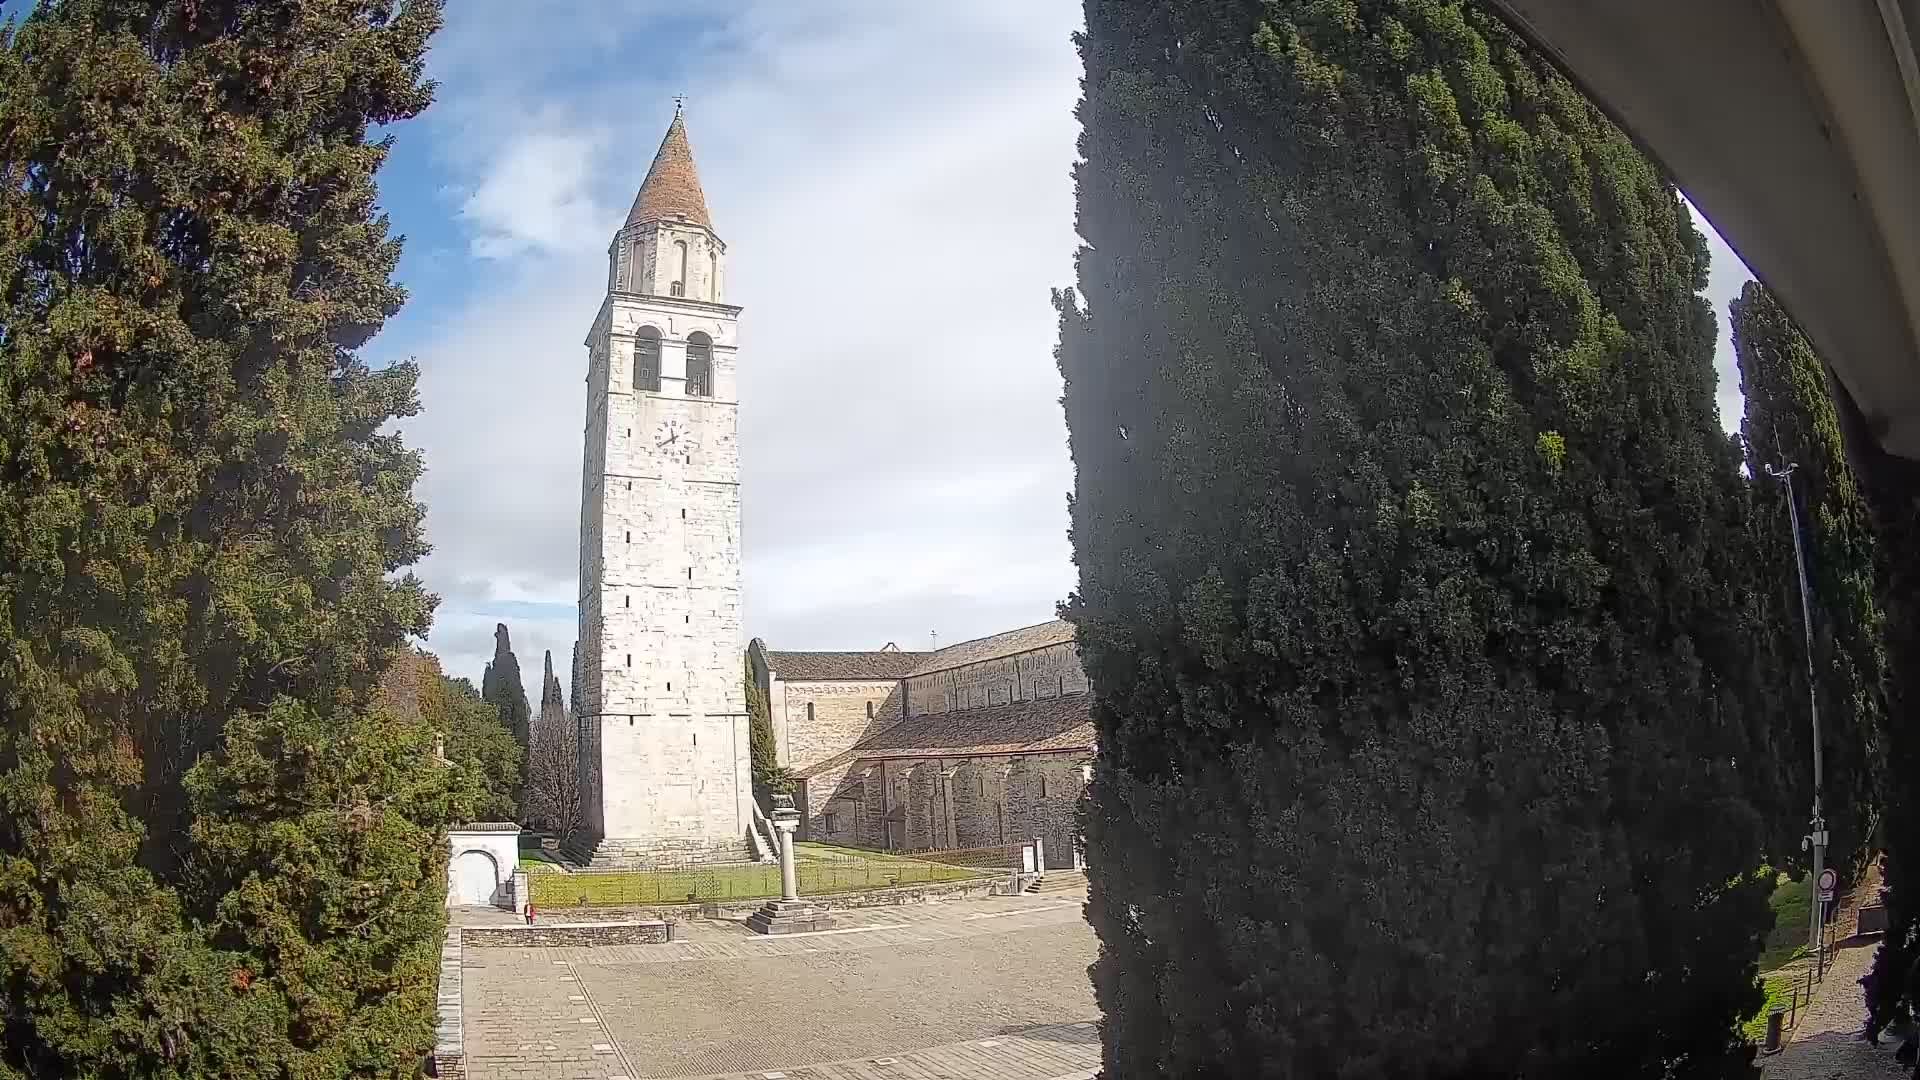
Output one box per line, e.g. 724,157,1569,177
634,326,662,392
626,654,631,667
687,567,693,580
667,682,671,691
709,251,719,300
671,240,688,296
681,508,686,519
625,531,631,544
685,332,713,397
866,701,875,720
806,702,815,723
624,595,630,608
1040,776,1050,798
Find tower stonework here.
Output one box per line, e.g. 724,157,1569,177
573,111,753,866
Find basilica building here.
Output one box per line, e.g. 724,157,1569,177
749,620,1095,871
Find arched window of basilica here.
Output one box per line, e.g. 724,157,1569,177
686,332,713,397
635,326,662,392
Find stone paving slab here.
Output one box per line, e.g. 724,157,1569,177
461,892,1097,1080
670,1022,1100,1080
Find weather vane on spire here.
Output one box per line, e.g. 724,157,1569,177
673,94,686,114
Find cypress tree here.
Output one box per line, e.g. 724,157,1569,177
1838,364,1920,1041
1058,1,1772,1074
481,621,531,748
746,654,783,800
1731,281,1885,880
524,649,580,837
0,0,448,1074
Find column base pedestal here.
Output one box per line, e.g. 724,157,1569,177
746,898,835,935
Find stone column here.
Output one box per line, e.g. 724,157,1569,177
775,801,799,902
747,794,833,935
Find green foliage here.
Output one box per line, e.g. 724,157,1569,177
1839,370,1920,1040
0,1,447,1074
523,649,580,838
480,621,531,747
1060,1,1772,1074
1758,870,1812,972
386,651,522,823
1732,281,1885,880
746,653,790,799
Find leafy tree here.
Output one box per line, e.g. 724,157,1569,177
380,650,521,823
1731,281,1885,881
0,0,447,1075
524,650,581,838
1058,1,1773,1075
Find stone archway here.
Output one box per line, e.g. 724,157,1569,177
449,847,501,907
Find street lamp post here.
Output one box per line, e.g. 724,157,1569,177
1766,461,1829,974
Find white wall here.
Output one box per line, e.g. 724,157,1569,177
447,827,520,908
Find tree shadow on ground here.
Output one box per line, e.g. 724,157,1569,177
993,1022,1101,1045
1762,1029,1908,1077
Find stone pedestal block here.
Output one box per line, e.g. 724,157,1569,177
746,898,835,935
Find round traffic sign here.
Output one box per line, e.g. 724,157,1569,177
1818,868,1838,893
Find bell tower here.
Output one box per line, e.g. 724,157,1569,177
574,108,753,865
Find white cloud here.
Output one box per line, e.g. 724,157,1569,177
386,2,1756,689
459,128,609,259
383,0,1085,685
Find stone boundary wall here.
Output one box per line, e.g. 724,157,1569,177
431,932,464,1078
461,920,673,948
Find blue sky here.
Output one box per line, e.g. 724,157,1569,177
365,2,1758,688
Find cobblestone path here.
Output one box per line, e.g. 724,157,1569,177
460,894,1098,1080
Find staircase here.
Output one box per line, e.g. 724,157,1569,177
1023,869,1087,895
747,801,779,864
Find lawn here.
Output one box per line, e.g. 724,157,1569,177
529,845,989,907
1760,872,1813,972
1742,970,1802,1041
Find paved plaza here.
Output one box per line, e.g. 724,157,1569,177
458,891,1100,1080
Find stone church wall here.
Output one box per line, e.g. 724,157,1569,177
904,641,1089,716
777,680,903,774
811,751,1089,868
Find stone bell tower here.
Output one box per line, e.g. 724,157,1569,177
572,108,753,865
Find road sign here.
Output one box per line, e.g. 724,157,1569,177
1817,867,1838,902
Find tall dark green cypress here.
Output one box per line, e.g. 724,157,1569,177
1058,1,1772,1074
1731,281,1885,881
0,1,448,1075
481,621,531,748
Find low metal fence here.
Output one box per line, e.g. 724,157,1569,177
529,851,990,907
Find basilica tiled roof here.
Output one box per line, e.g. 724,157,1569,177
847,692,1094,760
625,111,712,230
764,650,927,682
907,619,1076,677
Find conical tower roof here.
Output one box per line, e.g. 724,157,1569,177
624,109,712,230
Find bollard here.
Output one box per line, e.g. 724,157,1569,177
1762,1006,1787,1054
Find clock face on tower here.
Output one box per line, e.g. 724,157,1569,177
653,418,699,456
653,418,684,449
